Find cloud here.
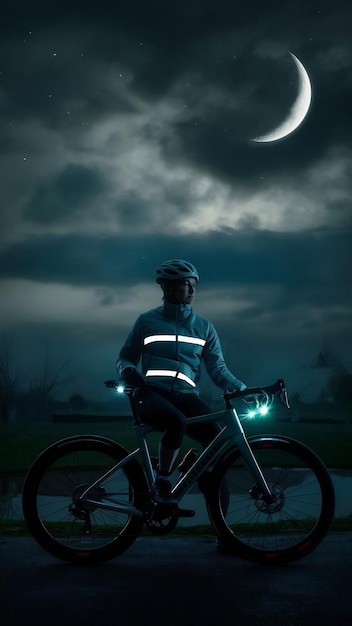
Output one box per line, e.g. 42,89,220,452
0,229,350,329
0,279,156,330
1,4,351,247
24,164,107,224
5,113,350,244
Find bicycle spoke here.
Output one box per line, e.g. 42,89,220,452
207,438,334,563
22,437,147,563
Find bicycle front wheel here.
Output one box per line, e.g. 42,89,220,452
22,435,148,563
207,435,335,563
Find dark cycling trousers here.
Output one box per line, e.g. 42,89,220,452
134,386,229,509
134,386,221,450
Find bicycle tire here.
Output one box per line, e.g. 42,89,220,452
206,435,335,564
22,435,148,563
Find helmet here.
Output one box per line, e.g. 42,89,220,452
155,259,199,284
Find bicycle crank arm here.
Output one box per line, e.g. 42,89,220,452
177,509,195,518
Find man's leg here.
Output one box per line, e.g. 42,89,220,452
173,394,230,539
134,387,186,505
158,444,180,476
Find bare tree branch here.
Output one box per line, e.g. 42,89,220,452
29,348,74,398
0,338,19,422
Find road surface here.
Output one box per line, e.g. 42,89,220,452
1,532,351,626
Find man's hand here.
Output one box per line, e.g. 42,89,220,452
122,367,145,389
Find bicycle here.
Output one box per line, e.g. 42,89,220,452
22,378,335,565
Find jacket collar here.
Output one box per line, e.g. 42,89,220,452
162,301,193,320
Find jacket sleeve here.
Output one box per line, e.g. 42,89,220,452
116,315,144,378
202,323,246,392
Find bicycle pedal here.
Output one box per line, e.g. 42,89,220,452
176,509,195,518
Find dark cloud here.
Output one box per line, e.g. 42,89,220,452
0,229,351,300
24,164,106,223
1,1,350,184
163,51,351,186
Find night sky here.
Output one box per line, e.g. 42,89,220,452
0,0,351,404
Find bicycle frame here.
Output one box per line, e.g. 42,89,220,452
79,403,273,516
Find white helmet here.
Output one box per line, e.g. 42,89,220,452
155,259,199,284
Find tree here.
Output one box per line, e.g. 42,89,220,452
0,339,19,422
69,393,87,411
29,348,73,398
23,348,74,421
326,371,352,404
310,340,349,404
312,340,343,372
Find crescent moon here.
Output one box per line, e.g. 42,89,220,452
251,52,312,143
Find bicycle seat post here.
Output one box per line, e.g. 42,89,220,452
125,389,144,426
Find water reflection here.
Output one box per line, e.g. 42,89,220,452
1,470,351,524
329,470,352,517
0,475,24,522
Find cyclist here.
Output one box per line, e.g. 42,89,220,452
116,259,246,506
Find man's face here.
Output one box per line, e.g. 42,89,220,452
165,278,197,304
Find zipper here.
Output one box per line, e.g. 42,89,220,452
171,304,180,392
175,304,180,361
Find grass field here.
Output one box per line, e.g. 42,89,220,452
1,415,352,475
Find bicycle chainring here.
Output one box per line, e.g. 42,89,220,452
145,502,179,535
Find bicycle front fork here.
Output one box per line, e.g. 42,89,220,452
233,431,275,502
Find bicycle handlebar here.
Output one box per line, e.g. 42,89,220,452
105,379,120,388
223,378,290,409
105,378,290,410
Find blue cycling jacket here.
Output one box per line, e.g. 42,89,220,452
116,301,245,394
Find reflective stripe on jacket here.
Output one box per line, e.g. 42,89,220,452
116,301,245,394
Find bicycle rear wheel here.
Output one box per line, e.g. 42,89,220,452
207,435,335,563
22,435,148,563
